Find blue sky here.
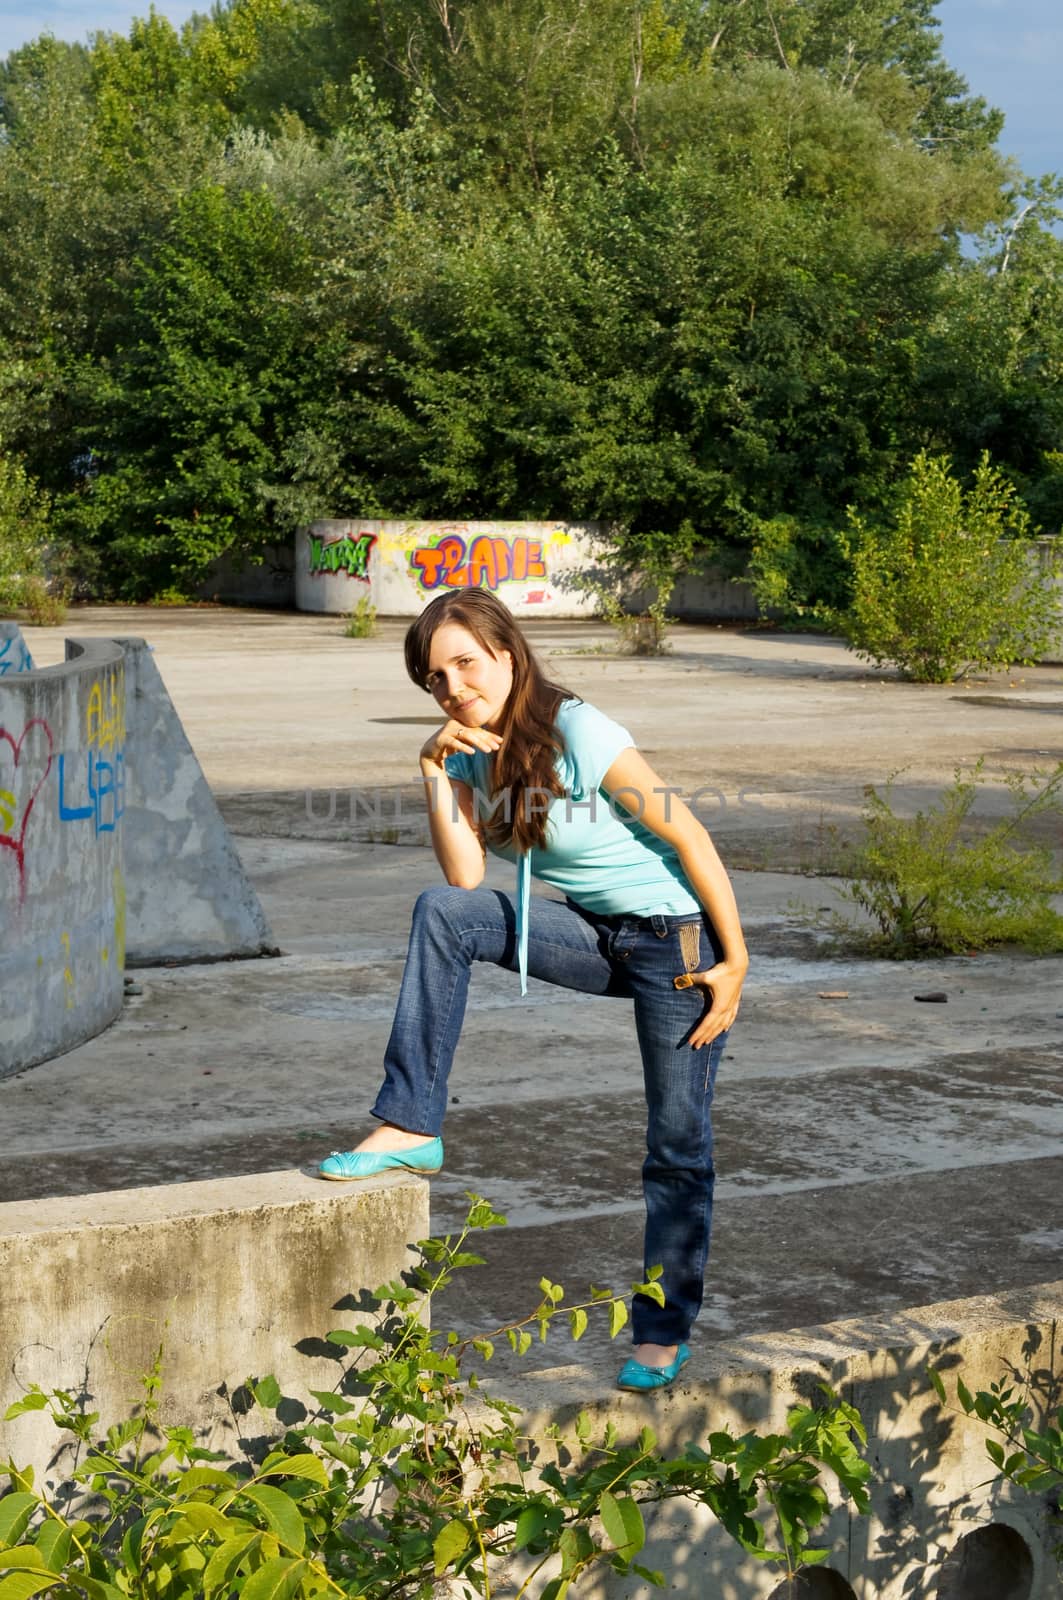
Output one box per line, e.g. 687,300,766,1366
0,0,1059,181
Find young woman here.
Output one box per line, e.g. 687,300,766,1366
320,590,748,1391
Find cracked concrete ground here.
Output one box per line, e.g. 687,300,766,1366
5,606,1062,1362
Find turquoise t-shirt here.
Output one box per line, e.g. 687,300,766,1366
443,698,701,920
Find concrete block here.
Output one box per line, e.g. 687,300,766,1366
0,1169,429,1487
0,1161,1056,1593
114,638,276,964
501,1282,1063,1598
0,638,126,1075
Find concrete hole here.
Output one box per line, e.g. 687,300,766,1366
934,1524,1034,1600
766,1571,856,1600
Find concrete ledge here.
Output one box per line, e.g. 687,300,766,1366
2,1167,1057,1594
0,1168,429,1485
505,1280,1063,1598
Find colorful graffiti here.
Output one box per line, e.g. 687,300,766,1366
58,670,126,836
308,531,377,580
0,718,55,905
410,533,548,591
0,637,33,676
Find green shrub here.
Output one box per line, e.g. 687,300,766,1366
1,1198,871,1597
746,515,852,627
0,448,51,615
342,594,378,638
20,575,67,626
839,452,1063,681
815,758,1063,957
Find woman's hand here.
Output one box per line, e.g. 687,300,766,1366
420,719,502,769
674,958,747,1047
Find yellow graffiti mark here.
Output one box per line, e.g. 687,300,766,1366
61,930,75,1010
544,528,573,549
113,864,127,969
0,788,15,831
86,665,126,751
101,946,109,964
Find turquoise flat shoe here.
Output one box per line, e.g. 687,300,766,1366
318,1137,444,1181
616,1342,690,1392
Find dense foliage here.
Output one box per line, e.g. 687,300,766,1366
0,0,1060,598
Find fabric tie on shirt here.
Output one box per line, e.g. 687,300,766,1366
516,850,530,995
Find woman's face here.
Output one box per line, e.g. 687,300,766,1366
425,621,514,731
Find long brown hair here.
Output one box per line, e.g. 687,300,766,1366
405,591,576,853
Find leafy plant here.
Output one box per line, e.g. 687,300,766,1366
342,595,378,639
19,576,67,626
839,452,1063,681
573,577,674,656
809,758,1063,957
0,447,51,616
746,515,851,627
929,1365,1063,1564
0,1198,871,1598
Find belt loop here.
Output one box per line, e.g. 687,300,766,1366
652,913,668,938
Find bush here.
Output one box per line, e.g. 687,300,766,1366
20,575,67,625
342,594,378,638
815,758,1063,957
839,452,1063,681
0,1198,871,1597
0,447,51,615
746,515,852,627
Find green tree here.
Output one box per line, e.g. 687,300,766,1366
59,185,322,596
0,0,1051,604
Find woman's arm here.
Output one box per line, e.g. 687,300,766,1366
419,720,500,890
601,747,748,1045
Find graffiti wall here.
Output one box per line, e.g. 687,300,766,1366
295,520,604,617
0,634,276,1077
0,639,126,1076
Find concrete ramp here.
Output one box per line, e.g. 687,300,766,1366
0,621,34,675
109,638,277,965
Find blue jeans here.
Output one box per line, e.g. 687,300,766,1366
372,886,728,1346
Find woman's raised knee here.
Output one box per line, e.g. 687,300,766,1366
412,883,494,928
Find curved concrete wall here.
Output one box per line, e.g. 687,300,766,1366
0,638,126,1076
295,519,763,620
296,519,605,618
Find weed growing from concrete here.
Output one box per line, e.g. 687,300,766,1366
19,576,67,626
1,1199,871,1596
343,596,378,639
798,758,1063,957
929,1364,1063,1567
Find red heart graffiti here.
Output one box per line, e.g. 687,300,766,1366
0,718,55,906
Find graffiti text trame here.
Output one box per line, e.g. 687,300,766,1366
411,534,547,591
